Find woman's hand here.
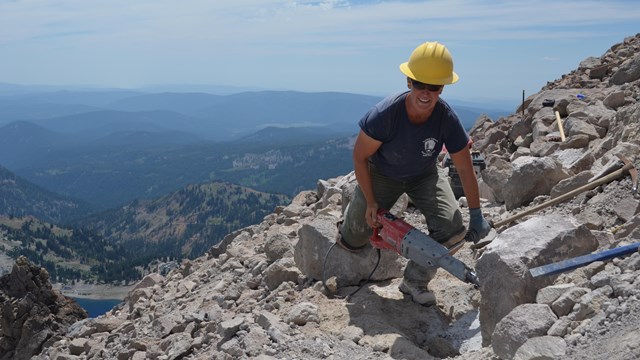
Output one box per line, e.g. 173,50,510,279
365,202,380,229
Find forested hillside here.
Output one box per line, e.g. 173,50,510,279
76,180,289,260
0,180,288,284
0,216,136,283
0,165,90,223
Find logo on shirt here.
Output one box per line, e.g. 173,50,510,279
421,138,438,157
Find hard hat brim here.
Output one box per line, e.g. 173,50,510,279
400,62,459,85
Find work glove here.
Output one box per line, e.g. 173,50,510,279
467,208,491,243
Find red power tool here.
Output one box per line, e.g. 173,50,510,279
370,209,480,287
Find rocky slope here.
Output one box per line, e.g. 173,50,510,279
3,33,639,359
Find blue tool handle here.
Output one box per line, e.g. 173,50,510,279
529,242,640,277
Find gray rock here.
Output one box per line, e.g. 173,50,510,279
502,156,571,210
564,116,600,140
68,338,89,356
477,215,598,344
241,326,271,357
0,257,87,360
293,214,404,287
283,302,319,325
551,287,591,317
131,273,164,292
264,233,294,262
513,335,567,360
603,90,628,110
572,285,613,321
549,171,593,199
610,53,640,85
492,304,557,360
262,257,301,290
536,284,577,305
218,317,245,340
547,317,572,337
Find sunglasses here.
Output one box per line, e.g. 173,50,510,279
410,79,443,92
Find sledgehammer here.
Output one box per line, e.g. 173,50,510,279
542,99,566,142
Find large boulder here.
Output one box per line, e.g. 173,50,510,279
502,156,571,210
0,256,87,360
563,116,601,140
294,214,405,287
476,215,598,346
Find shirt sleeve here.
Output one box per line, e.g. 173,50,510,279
358,93,404,142
358,107,387,142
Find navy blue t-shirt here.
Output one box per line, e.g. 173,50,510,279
358,91,469,180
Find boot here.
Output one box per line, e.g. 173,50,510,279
399,278,436,306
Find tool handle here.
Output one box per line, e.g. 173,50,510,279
555,111,566,142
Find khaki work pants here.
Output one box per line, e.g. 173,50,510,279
339,164,465,283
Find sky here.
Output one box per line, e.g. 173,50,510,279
1,0,639,108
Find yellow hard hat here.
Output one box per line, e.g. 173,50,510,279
399,41,459,85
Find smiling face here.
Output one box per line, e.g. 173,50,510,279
406,77,444,121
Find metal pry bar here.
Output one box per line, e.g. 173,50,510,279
530,242,640,277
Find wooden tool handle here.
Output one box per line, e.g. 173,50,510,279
555,111,566,142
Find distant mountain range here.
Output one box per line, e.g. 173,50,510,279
0,84,511,211
0,86,510,138
0,90,380,140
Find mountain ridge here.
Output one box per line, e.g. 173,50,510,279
0,164,89,223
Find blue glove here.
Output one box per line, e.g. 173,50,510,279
468,208,491,242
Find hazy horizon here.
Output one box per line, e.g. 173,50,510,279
2,0,639,108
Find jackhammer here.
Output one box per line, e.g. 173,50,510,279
370,209,480,288
323,209,480,300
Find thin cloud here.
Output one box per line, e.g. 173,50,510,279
0,0,639,97
3,1,638,45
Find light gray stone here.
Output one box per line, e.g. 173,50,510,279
283,302,319,326
603,90,628,110
551,287,591,317
492,304,557,360
294,214,404,287
502,156,571,210
610,53,640,85
572,285,613,321
564,117,600,140
262,257,301,290
536,284,576,305
218,317,245,340
547,317,572,337
513,335,567,360
549,171,593,199
477,214,598,344
264,233,294,262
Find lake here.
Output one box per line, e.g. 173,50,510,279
73,298,124,318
